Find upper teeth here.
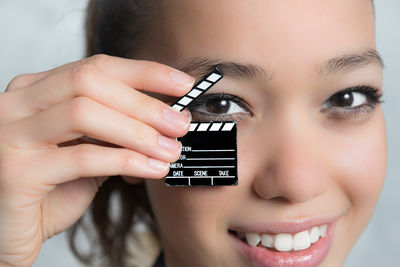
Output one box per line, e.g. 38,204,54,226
242,224,327,252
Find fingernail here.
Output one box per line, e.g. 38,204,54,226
170,70,195,88
148,158,169,172
163,107,190,129
181,109,192,122
158,135,181,152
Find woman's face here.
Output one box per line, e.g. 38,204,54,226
134,0,386,266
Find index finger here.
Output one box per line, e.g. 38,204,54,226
82,54,196,96
2,55,196,124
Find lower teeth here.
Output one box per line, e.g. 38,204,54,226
237,236,277,251
256,243,277,251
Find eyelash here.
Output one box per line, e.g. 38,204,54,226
188,93,252,121
321,85,383,119
187,85,383,121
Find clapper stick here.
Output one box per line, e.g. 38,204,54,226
171,68,223,111
166,68,238,186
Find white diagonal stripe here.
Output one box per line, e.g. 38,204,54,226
187,89,203,98
172,104,184,111
210,123,223,131
189,123,198,131
178,96,193,106
222,123,235,131
197,81,212,90
207,73,222,82
197,123,210,131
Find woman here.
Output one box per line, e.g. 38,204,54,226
0,0,386,266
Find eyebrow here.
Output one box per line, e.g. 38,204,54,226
177,49,383,81
176,58,270,81
317,49,384,74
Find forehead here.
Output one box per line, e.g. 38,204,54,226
144,0,375,69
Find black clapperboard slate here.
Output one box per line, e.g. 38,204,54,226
165,68,238,186
165,121,238,186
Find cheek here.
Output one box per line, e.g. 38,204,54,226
238,113,387,204
326,115,387,261
333,122,387,213
144,179,234,259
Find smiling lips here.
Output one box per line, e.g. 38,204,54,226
234,224,328,252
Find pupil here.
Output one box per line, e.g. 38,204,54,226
206,99,230,114
332,92,353,107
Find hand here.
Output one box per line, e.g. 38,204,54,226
0,55,194,266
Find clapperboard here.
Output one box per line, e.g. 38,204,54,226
165,68,238,186
165,121,237,186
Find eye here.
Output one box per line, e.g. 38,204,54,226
205,98,245,114
322,85,382,118
188,93,251,121
328,91,367,108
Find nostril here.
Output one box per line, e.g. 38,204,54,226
254,192,289,204
269,196,290,203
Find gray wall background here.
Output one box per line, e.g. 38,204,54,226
0,1,398,266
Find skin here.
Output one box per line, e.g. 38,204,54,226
0,0,385,267
0,55,194,265
132,0,386,266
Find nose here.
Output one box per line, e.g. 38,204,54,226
251,108,329,203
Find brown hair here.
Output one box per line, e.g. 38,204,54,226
68,1,161,266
